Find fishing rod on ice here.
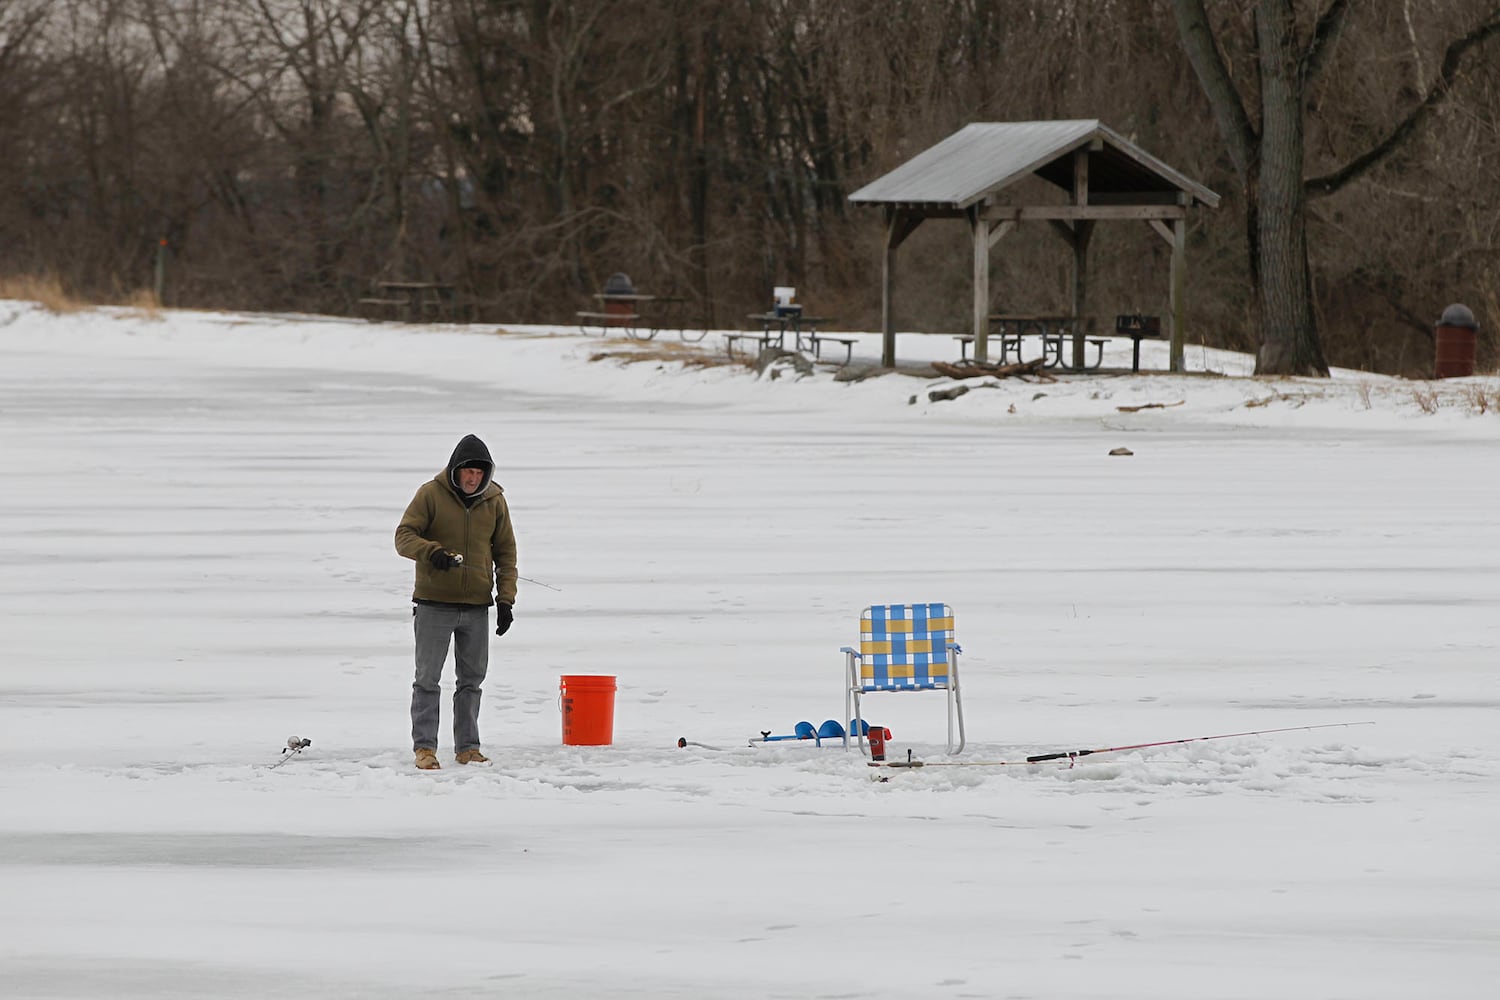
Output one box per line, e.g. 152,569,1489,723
266,736,312,770
870,721,1375,769
677,737,729,751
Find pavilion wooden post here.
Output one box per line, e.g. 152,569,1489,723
882,209,923,368
1070,221,1095,368
1169,217,1186,372
1150,212,1189,373
970,206,989,363
882,210,898,368
1069,148,1093,368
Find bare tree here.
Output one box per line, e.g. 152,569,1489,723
1173,0,1500,376
0,0,1491,372
0,0,55,267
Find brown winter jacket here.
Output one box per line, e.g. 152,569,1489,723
395,436,518,606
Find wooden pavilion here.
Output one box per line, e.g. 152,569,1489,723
848,121,1219,369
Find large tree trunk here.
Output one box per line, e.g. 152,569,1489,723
1174,0,1328,376
1254,0,1328,375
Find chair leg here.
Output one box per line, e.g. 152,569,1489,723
845,651,871,755
947,684,966,754
947,649,966,754
843,652,854,750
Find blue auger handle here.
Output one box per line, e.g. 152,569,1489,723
751,722,820,743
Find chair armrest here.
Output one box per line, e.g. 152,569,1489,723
946,642,962,654
839,646,860,656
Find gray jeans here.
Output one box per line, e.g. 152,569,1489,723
411,603,490,752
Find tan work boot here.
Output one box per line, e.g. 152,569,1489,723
414,748,441,770
455,748,490,765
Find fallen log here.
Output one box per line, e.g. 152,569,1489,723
931,357,1047,380
928,384,971,402
1115,400,1185,413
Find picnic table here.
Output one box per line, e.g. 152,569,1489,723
952,314,1105,370
726,312,855,364
358,281,456,322
577,292,704,341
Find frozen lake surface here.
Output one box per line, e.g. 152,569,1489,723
1,303,1497,998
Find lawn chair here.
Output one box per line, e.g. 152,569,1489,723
842,603,965,754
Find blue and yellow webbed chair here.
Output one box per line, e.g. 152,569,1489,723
842,603,965,755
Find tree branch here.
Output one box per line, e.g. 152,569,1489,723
1307,12,1500,198
1171,0,1258,183
1301,0,1354,87
0,2,49,78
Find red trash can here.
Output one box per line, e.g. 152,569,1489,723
1434,303,1479,378
602,273,636,328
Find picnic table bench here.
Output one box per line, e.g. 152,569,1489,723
576,307,642,330
809,332,857,364
724,330,778,360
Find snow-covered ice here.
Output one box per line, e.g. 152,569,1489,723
1,302,1496,998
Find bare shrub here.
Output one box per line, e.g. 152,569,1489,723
120,288,163,321
0,273,84,314
588,342,724,369
1245,386,1319,408
1461,385,1494,415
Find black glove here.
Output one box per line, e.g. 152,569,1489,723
495,603,514,637
429,549,460,571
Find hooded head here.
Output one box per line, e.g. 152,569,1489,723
446,434,495,502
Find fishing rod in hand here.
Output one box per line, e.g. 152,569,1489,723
449,554,562,591
870,721,1375,769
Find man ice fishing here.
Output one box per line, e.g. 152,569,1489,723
395,434,518,770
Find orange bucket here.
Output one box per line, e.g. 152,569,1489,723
560,675,617,746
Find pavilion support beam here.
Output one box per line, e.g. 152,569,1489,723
881,229,895,368
882,210,923,368
984,205,1187,222
1072,149,1091,368
970,206,990,363
1169,217,1186,372
1090,191,1190,206
1148,219,1188,372
1070,220,1095,368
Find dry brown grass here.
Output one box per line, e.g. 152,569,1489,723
119,287,163,320
1244,387,1318,408
588,341,730,369
0,273,85,314
1410,387,1439,414
1461,385,1495,415
0,273,168,318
